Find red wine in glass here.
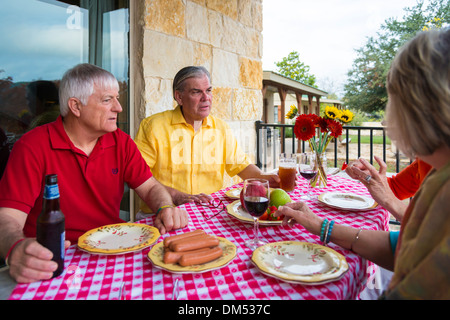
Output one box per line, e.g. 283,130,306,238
299,170,317,181
297,153,317,200
243,179,269,250
244,196,269,217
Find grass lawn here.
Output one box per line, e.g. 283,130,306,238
348,135,391,145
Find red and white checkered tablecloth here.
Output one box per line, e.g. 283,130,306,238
9,175,390,300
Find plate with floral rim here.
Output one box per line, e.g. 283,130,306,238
251,241,348,285
318,192,378,211
147,236,237,274
77,223,160,255
226,200,282,226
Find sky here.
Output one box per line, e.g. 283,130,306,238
262,0,423,97
0,0,128,82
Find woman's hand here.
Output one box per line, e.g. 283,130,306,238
274,202,323,235
345,156,406,220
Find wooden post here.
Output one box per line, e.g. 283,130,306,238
278,88,287,152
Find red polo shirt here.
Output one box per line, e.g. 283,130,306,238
0,117,152,242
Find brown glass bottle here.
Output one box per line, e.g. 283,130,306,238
36,174,65,278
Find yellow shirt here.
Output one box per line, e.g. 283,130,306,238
134,106,251,212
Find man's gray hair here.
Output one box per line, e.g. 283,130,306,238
59,64,119,117
172,66,211,99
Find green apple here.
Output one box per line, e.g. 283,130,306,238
269,188,292,208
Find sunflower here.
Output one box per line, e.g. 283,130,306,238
294,115,316,141
286,105,298,119
339,109,354,123
324,106,341,120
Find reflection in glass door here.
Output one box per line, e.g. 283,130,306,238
0,0,131,219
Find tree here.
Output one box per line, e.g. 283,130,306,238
274,51,318,88
344,0,449,113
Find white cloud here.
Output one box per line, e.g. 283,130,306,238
262,0,419,95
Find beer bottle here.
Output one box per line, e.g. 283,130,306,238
37,174,65,278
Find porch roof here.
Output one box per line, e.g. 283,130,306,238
262,71,328,97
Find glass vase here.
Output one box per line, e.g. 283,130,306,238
310,152,327,188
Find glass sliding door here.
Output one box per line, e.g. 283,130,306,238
0,0,131,220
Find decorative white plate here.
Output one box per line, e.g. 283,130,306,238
225,188,242,199
226,200,282,226
78,223,160,255
318,192,378,211
251,241,348,285
147,237,236,274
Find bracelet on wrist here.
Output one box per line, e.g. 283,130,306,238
156,204,175,215
320,219,328,243
5,238,25,266
320,219,335,245
325,220,335,244
351,229,363,251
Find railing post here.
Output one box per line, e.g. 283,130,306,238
255,120,262,169
255,122,404,173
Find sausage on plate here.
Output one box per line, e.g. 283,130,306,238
163,229,205,248
163,247,212,264
170,235,220,252
178,246,223,267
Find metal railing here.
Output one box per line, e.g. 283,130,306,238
255,120,405,173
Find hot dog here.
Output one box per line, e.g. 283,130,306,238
170,235,220,252
163,229,205,248
179,246,223,267
163,247,212,264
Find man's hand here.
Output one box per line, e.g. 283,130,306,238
171,189,213,206
238,164,281,188
259,173,281,188
154,207,189,235
8,238,71,283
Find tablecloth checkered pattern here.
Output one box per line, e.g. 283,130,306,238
9,175,390,300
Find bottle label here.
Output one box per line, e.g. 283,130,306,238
44,184,60,200
61,231,65,260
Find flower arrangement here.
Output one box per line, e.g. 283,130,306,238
287,105,354,187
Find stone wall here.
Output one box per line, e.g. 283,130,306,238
133,0,264,188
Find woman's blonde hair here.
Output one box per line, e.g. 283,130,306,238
386,29,450,158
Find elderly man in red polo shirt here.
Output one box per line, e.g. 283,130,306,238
0,64,189,283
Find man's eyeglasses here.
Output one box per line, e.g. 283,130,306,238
198,198,226,220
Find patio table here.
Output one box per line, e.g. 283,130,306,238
8,175,389,301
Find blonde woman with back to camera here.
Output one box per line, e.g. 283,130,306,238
275,28,450,299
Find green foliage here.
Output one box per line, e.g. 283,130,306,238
343,0,450,113
346,109,366,127
274,51,318,88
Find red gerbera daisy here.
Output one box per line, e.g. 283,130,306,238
316,116,328,133
326,119,343,138
305,113,320,124
294,115,316,141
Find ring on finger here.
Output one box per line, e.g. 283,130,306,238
364,175,372,183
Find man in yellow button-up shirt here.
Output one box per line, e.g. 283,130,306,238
135,66,280,214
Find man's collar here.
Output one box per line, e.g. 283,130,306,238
49,116,115,151
172,105,212,127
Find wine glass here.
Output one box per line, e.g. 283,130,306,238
243,178,269,250
297,153,318,200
